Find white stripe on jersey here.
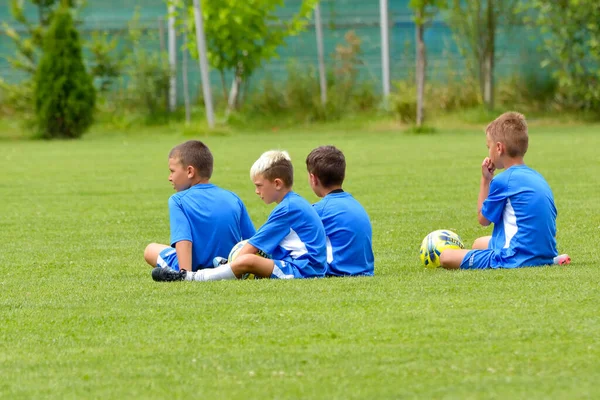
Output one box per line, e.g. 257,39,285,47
503,199,518,248
326,237,333,264
280,228,309,258
272,262,294,279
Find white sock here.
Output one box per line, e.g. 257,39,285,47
188,265,237,282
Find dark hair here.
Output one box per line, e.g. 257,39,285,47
486,112,529,157
169,140,213,179
306,145,346,187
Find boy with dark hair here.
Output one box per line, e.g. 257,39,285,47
153,150,327,282
439,112,570,269
145,140,255,279
306,145,374,276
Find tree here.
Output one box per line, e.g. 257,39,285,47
0,0,83,115
34,3,96,138
1,0,81,75
523,0,600,112
409,0,446,127
173,0,317,111
446,0,519,111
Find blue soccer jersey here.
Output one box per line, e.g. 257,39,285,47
313,191,374,276
249,191,327,278
169,183,256,271
480,165,558,268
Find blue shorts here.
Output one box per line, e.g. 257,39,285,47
460,249,495,270
157,247,180,271
270,260,301,279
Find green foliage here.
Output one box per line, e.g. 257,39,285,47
497,72,559,112
87,31,122,93
97,10,172,126
1,0,82,76
409,0,447,25
34,4,95,139
174,0,317,105
445,0,520,109
522,0,600,113
245,31,379,123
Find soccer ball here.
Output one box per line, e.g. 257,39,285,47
228,240,268,279
419,230,465,268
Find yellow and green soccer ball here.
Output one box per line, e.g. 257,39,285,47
228,240,269,279
419,230,465,268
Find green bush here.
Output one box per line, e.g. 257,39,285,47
34,4,95,139
96,10,171,126
497,73,558,113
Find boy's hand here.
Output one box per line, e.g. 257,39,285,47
481,157,495,181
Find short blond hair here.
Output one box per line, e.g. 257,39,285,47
486,112,529,157
250,150,294,187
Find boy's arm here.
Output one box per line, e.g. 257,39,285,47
175,240,193,271
477,177,492,226
477,158,495,226
237,242,260,257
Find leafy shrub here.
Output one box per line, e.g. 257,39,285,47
34,4,95,139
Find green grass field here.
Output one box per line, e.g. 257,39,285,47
1,123,599,399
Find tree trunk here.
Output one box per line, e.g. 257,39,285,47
226,65,242,115
415,9,426,127
483,0,495,110
219,70,228,103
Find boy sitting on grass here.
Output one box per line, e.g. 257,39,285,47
153,150,327,282
146,140,255,279
306,145,374,276
439,112,570,270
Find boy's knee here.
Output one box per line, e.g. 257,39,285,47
144,243,158,265
439,250,461,270
232,254,255,267
439,251,450,267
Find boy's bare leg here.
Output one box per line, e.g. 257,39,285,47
175,254,275,282
230,254,275,278
144,243,170,267
472,236,491,250
439,249,471,270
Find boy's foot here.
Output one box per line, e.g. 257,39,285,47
152,267,186,282
212,256,228,267
553,254,571,265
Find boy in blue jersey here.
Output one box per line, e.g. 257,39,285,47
306,145,374,276
145,140,256,280
153,150,327,282
439,112,570,270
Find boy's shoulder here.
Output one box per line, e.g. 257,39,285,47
169,183,241,206
316,191,364,211
273,191,315,217
494,165,548,188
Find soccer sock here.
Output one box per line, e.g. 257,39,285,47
187,265,237,281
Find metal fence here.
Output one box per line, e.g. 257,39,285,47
0,0,542,104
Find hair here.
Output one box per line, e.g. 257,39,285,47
486,111,529,157
169,140,213,179
306,145,346,187
250,150,294,188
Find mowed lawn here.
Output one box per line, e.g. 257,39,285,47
0,123,599,399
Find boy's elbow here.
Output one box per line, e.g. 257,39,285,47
477,213,491,226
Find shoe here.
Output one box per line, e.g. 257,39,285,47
553,254,571,265
212,256,228,268
152,267,186,282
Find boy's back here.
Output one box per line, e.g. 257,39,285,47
169,183,255,270
483,165,557,268
313,191,374,276
249,191,327,278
